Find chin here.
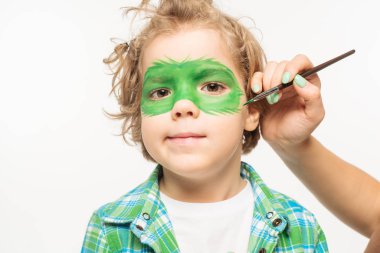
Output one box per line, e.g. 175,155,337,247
162,155,214,177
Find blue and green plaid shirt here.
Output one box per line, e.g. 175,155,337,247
81,162,328,252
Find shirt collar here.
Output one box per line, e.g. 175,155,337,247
99,161,288,234
240,161,289,235
99,165,162,224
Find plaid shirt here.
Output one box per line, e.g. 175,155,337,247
81,162,328,252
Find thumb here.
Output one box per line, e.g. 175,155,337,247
293,74,325,122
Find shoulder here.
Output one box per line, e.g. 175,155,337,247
271,190,319,226
271,190,329,250
94,180,149,223
82,182,153,253
270,189,328,247
242,162,320,226
88,166,162,224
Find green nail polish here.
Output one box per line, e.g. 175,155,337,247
266,95,273,104
266,93,279,105
294,74,307,88
282,72,291,84
253,83,260,93
272,93,280,104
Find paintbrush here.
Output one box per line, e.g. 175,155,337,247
244,49,355,105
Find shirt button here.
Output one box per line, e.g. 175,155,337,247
143,212,150,220
265,212,273,219
272,218,282,227
136,225,144,231
259,248,266,253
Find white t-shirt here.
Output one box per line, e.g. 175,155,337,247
159,179,254,253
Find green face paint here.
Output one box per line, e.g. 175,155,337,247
141,58,244,116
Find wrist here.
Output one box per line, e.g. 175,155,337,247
268,136,314,162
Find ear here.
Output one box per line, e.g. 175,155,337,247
244,108,260,131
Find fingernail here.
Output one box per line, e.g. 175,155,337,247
253,83,260,93
266,95,272,104
272,93,280,104
266,93,280,104
294,74,307,88
282,72,291,84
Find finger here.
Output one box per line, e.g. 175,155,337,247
251,71,263,94
262,61,277,91
270,61,288,88
266,92,282,105
281,54,323,112
283,54,321,88
293,74,325,121
265,61,287,105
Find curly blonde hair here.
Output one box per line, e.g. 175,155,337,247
104,0,268,161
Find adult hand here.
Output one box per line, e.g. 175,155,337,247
251,54,325,150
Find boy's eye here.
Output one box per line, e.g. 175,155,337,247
149,88,171,100
200,82,227,95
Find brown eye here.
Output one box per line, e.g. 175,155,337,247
150,88,171,100
201,82,226,94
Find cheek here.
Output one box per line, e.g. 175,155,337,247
141,117,157,146
239,86,248,103
207,115,245,157
208,113,246,137
141,116,161,160
141,115,168,143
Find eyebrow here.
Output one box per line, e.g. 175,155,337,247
144,58,236,84
192,66,233,82
145,76,173,84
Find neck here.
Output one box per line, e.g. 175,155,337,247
159,157,245,203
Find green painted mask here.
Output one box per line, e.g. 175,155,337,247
141,58,244,116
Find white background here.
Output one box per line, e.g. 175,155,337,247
1,0,379,252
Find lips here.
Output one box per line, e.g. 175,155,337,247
166,132,206,145
167,132,206,139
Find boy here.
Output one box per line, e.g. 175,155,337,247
81,0,328,252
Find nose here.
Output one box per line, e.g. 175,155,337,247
171,99,200,120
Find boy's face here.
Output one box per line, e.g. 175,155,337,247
141,28,259,176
